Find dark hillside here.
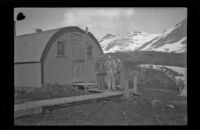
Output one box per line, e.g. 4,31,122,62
106,51,186,67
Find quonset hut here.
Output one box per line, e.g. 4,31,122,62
14,26,103,87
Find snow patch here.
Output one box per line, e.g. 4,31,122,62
101,32,159,53
148,37,187,53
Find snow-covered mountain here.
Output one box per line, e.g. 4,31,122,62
100,19,187,53
100,31,159,53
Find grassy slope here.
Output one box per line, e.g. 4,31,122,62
107,51,187,67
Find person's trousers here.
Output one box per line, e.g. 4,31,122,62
106,70,115,90
119,71,125,91
96,74,105,89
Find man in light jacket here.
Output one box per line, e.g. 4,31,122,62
104,55,117,90
115,58,124,90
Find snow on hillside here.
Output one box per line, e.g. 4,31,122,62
100,19,187,54
160,20,182,39
100,31,159,53
141,19,187,53
100,34,122,53
124,32,159,51
147,37,187,53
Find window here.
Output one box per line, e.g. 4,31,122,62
87,45,93,58
57,41,65,56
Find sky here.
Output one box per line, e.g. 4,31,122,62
14,8,187,40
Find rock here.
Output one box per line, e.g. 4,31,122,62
165,104,175,109
133,92,141,96
151,99,163,107
122,112,126,116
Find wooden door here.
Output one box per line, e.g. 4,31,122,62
71,33,84,83
72,61,84,83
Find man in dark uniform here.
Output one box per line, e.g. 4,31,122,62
95,56,106,89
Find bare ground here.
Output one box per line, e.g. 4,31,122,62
15,84,91,104
14,83,187,125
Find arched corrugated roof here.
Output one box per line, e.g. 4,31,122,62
15,26,103,63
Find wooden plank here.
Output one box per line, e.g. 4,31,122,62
72,82,97,86
88,88,120,93
88,88,104,93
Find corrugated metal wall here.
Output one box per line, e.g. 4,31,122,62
14,63,41,87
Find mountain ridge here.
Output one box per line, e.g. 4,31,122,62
100,19,187,53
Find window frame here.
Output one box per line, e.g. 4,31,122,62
86,44,93,59
57,40,66,58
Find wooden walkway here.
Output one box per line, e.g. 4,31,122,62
15,90,122,118
87,88,112,93
72,82,97,86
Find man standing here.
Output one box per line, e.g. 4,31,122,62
105,55,117,90
175,76,187,97
95,56,106,89
116,58,124,90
